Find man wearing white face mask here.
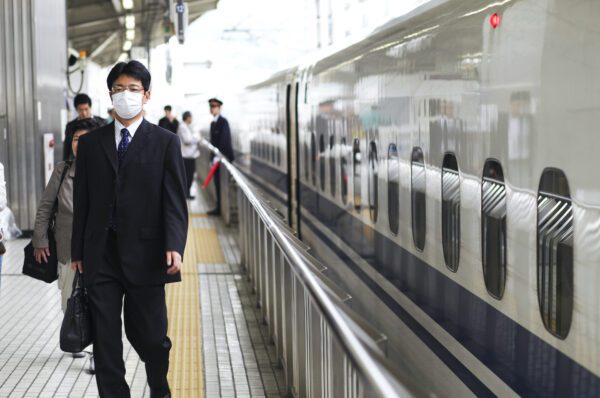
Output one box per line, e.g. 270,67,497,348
71,60,188,398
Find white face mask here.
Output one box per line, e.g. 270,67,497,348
112,91,144,120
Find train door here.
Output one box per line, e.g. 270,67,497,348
286,81,301,235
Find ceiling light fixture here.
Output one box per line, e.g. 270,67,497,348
123,40,132,51
125,15,135,29
126,29,135,40
122,0,134,10
118,52,128,62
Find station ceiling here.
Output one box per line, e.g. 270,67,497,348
67,0,219,66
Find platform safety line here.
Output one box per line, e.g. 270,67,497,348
165,211,226,397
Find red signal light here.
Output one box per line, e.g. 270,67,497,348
490,13,500,28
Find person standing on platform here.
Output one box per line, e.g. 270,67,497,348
207,98,234,216
71,60,188,398
63,94,106,161
158,105,179,134
176,111,200,200
32,119,97,361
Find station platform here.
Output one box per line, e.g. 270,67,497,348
0,190,284,398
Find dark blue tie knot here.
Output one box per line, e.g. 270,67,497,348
121,128,130,139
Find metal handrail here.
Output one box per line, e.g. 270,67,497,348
201,139,413,397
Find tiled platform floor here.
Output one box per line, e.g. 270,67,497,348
0,187,285,397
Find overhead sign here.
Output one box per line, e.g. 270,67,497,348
174,0,188,44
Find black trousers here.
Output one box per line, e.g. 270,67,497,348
87,232,171,397
213,167,221,213
183,158,196,196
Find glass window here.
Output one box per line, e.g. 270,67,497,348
310,133,316,186
411,147,426,251
319,134,326,191
329,133,336,196
341,138,348,204
388,144,400,234
441,153,460,271
537,168,573,339
353,139,362,210
482,160,507,299
368,141,378,222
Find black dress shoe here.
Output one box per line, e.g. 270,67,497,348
149,388,171,398
206,208,220,216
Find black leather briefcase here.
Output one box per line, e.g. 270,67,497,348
22,229,58,283
22,161,70,284
60,272,92,353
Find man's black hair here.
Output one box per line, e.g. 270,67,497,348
73,118,100,132
182,111,192,121
74,93,92,108
106,60,151,92
164,105,172,112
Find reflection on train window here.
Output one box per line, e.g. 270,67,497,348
537,168,573,339
482,160,507,299
319,134,326,191
277,146,281,166
411,147,426,251
388,144,399,234
368,141,378,223
329,133,336,196
341,138,348,204
304,141,309,181
304,82,308,104
310,133,316,186
442,154,460,271
353,139,361,210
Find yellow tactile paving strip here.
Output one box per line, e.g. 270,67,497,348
165,214,225,397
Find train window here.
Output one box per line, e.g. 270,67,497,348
319,134,326,191
341,138,348,204
311,133,317,186
411,147,426,251
388,144,399,234
537,168,573,339
329,133,336,196
368,141,378,223
482,160,507,299
441,153,460,271
353,139,361,210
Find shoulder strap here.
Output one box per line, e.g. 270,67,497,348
50,161,72,226
58,160,72,188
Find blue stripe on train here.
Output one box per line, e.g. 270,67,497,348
245,158,600,397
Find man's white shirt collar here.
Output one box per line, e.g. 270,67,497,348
115,117,143,149
213,114,220,123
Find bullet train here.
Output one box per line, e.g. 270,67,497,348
230,0,600,396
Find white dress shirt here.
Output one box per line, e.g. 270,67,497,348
114,117,144,149
213,114,220,123
177,122,201,159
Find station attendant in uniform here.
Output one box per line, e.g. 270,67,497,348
207,98,234,215
71,60,188,398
